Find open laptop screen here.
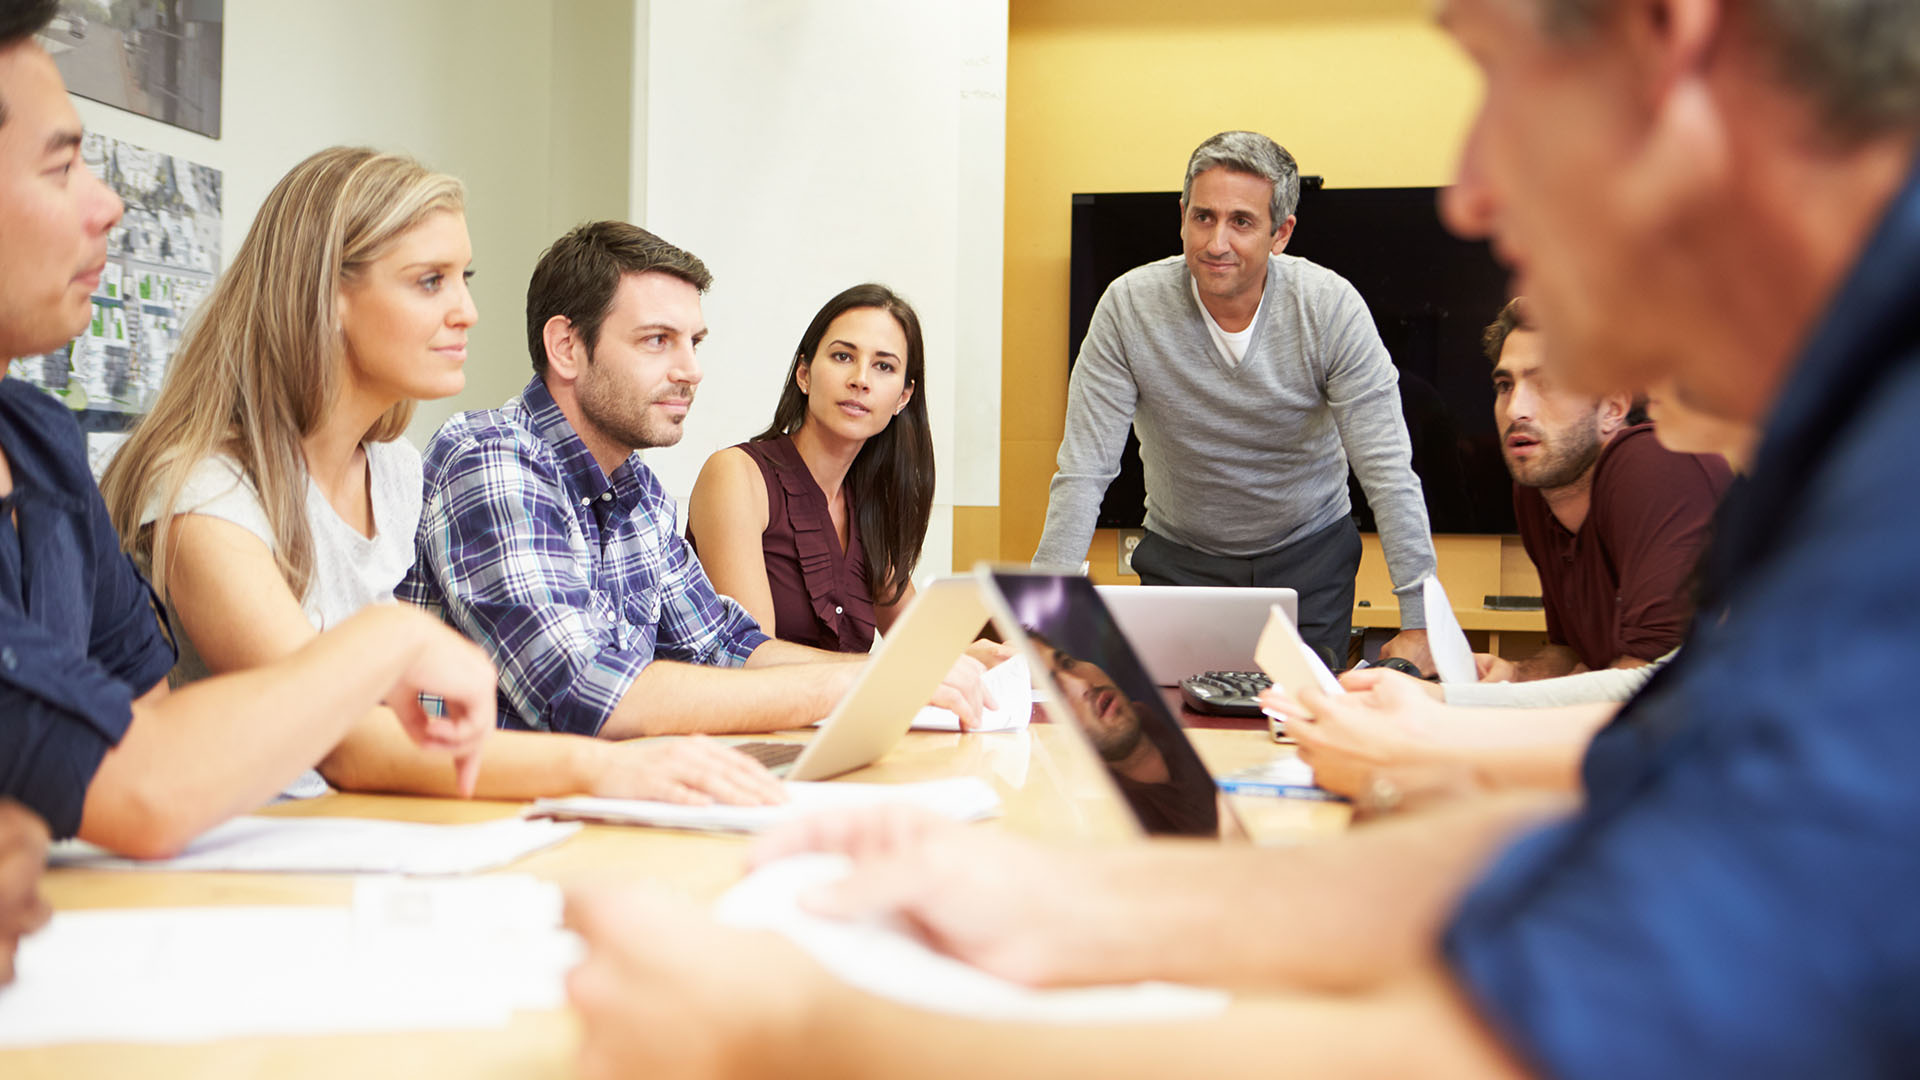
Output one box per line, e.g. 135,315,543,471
984,571,1220,837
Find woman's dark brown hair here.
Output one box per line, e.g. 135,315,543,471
755,284,933,608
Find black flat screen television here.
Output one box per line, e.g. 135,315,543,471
1067,184,1516,535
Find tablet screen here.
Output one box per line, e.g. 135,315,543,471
985,572,1222,837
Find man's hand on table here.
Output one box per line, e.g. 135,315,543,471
929,653,997,730
591,735,787,806
566,886,831,1080
751,806,1138,987
0,799,51,985
1377,629,1433,676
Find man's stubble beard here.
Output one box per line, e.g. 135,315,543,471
577,365,693,452
1507,419,1604,492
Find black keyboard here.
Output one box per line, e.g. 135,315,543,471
1179,670,1273,718
732,742,804,769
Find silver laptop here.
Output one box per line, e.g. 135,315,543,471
1095,585,1299,686
735,575,990,781
982,569,1243,838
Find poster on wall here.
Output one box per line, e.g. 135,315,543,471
39,0,223,139
7,133,221,473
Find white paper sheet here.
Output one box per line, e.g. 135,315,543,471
526,776,1002,833
47,815,581,875
0,876,580,1047
1422,576,1479,685
1254,604,1343,697
910,654,1036,731
716,854,1229,1023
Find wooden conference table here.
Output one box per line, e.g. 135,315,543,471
9,720,1349,1080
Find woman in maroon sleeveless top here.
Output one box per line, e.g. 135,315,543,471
687,285,934,653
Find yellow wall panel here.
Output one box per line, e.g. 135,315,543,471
999,0,1488,601
951,506,1003,573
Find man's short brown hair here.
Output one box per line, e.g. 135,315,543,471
1482,297,1537,365
525,221,713,376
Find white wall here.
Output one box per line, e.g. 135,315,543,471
952,13,1007,513
549,0,635,238
634,0,1006,581
66,0,1008,580
66,0,631,447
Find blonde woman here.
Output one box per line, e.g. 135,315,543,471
100,147,779,806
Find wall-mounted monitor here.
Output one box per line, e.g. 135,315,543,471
1067,184,1516,536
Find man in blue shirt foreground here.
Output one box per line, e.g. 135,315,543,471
0,0,496,881
562,1,1920,1077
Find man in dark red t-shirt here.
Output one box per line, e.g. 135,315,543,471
1482,300,1732,681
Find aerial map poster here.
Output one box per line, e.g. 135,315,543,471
7,133,222,462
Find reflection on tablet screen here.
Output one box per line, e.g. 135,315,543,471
987,573,1220,837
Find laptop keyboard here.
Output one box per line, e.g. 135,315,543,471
1179,670,1273,717
732,742,804,769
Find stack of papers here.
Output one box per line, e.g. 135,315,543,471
48,815,580,874
910,654,1036,732
716,854,1230,1023
527,776,1002,833
0,876,579,1047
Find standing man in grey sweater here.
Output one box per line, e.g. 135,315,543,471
1034,131,1438,666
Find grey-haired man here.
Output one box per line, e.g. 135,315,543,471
1033,131,1438,668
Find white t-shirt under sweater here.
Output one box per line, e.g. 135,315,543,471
139,439,424,796
1190,274,1264,369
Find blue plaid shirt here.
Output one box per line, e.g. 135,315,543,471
400,378,768,735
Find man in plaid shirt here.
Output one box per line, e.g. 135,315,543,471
400,222,986,738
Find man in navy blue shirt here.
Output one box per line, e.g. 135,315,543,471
559,2,1920,1077
0,0,498,876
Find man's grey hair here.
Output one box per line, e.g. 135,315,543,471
1181,131,1300,233
1538,0,1920,139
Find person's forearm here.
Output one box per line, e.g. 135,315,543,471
744,638,855,668
1021,792,1570,992
320,711,606,800
1033,336,1134,569
1360,479,1437,629
600,656,862,738
1425,703,1616,792
1333,391,1436,628
1445,657,1660,708
811,963,1526,1080
79,605,445,857
1032,474,1104,569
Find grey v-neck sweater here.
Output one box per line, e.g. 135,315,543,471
1034,254,1436,626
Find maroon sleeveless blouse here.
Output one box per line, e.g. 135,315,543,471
716,435,876,653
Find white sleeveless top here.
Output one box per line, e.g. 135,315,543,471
139,440,424,797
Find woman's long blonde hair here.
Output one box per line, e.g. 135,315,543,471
101,147,466,603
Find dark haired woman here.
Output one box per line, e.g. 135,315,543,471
689,284,934,652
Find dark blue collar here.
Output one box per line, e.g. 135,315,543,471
0,379,94,518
